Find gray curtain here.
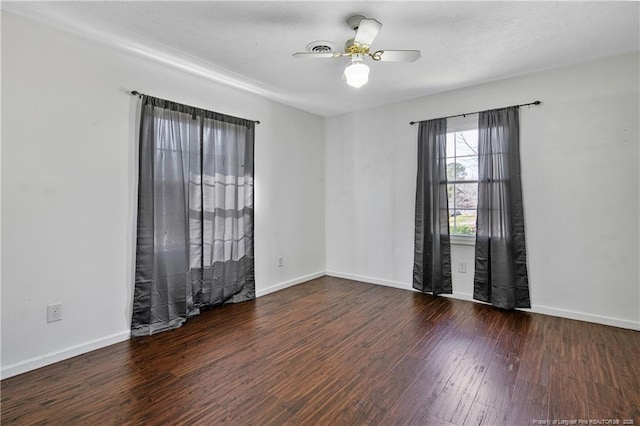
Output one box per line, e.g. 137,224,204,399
413,118,452,295
132,95,255,337
473,107,530,309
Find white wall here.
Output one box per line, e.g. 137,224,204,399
326,53,640,330
1,12,325,377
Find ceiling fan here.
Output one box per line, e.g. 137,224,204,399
293,15,421,88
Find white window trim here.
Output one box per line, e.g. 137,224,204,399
450,234,476,246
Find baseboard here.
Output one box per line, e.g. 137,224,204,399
527,304,639,331
1,330,131,380
256,270,326,298
325,270,412,291
326,270,473,301
325,271,640,331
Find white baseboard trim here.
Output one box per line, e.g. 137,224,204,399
527,304,639,331
1,330,131,380
325,270,412,291
325,271,640,331
256,270,326,298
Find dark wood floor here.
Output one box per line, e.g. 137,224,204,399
2,277,639,425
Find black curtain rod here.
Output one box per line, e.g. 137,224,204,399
409,100,541,125
130,91,260,124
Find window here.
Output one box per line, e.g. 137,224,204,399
446,115,478,236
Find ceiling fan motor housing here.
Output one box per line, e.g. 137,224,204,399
345,38,356,50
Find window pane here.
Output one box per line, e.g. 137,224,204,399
449,213,457,233
447,159,468,181
446,133,455,158
447,183,455,210
451,210,477,235
453,183,477,210
456,156,478,180
455,130,478,156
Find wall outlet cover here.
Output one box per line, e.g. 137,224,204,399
47,303,62,323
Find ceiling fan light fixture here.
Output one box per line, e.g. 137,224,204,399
344,60,369,88
293,14,420,88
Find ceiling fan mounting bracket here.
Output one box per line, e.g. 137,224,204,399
346,14,367,31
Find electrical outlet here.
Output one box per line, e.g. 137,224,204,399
457,262,467,274
47,303,62,323
277,256,284,268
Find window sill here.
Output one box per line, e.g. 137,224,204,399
450,235,476,246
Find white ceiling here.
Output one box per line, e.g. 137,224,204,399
3,1,639,116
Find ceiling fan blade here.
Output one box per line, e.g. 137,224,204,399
293,52,342,59
354,18,382,46
373,50,421,62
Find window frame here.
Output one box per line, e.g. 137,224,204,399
446,114,479,243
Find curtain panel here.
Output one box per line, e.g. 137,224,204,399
132,95,255,336
413,118,452,295
473,107,530,309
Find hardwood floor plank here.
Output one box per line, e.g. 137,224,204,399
2,276,639,425
505,380,549,425
428,336,497,424
473,350,519,413
463,401,508,426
